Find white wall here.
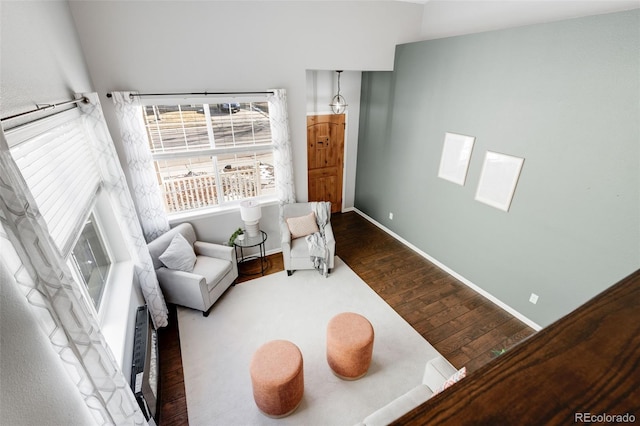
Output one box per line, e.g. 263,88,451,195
0,1,93,125
0,262,96,425
68,1,424,231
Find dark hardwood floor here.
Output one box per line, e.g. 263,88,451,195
157,211,536,425
395,269,640,425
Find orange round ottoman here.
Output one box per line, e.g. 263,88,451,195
326,312,374,380
249,340,304,418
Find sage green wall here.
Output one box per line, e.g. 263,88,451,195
356,10,640,327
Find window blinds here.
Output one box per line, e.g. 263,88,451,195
7,109,101,256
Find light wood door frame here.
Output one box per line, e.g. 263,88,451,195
306,114,345,214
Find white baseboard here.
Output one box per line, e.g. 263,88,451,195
265,248,282,257
352,208,542,331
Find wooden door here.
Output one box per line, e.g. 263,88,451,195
307,114,345,214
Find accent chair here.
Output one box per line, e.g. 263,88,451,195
280,202,335,276
147,222,238,316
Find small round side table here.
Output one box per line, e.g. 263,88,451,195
233,230,268,276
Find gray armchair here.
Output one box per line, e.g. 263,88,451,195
147,223,238,316
280,202,336,276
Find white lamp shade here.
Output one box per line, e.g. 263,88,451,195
240,200,262,223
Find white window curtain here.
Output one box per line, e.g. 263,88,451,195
80,93,168,330
267,88,296,204
110,91,170,242
0,130,146,425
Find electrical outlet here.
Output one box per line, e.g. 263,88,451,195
529,293,539,304
389,212,394,220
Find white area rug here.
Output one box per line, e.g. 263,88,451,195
178,257,442,426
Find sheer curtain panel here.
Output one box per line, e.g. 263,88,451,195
267,89,296,205
111,91,170,242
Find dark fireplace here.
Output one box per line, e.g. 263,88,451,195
131,305,159,425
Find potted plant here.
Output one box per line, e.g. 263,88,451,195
228,228,244,245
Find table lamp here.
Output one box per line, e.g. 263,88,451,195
240,200,262,237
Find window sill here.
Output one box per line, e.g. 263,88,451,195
98,260,135,370
167,196,279,226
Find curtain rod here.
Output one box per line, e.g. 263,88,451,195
106,91,274,99
1,97,89,123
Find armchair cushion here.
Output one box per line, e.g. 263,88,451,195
290,237,312,258
193,256,233,292
286,212,319,239
159,233,197,272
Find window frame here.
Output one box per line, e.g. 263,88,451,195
65,188,133,318
69,211,112,311
139,96,278,216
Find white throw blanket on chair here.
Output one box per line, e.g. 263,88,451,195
305,201,331,276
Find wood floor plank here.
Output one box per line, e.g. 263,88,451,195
156,211,536,425
432,307,514,355
425,299,494,344
439,286,478,307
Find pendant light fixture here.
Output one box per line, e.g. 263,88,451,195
330,70,348,114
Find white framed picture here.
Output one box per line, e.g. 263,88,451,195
437,132,475,186
475,151,525,212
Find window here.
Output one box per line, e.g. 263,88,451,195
141,100,276,214
70,213,112,310
67,189,135,366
